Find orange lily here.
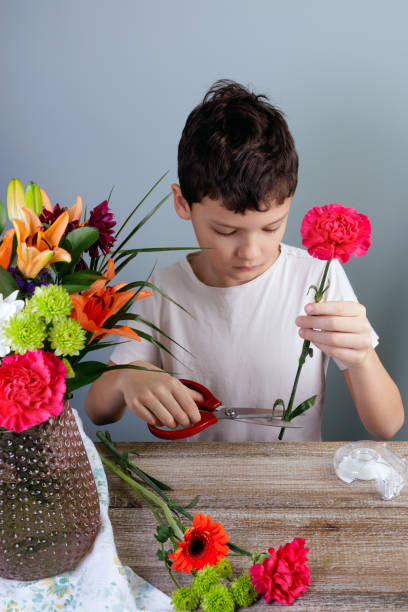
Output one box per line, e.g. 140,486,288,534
70,258,152,342
12,206,71,278
0,228,15,269
40,189,83,224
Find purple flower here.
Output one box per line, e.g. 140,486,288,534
39,203,80,235
8,267,49,298
87,200,116,258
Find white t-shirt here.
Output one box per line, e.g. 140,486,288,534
111,243,378,441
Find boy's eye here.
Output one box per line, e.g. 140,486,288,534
263,227,279,233
213,229,236,236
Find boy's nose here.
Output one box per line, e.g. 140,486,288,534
236,239,260,261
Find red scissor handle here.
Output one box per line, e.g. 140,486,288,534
148,379,222,440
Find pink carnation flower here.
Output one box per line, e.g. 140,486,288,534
301,203,371,263
250,537,310,605
0,350,66,432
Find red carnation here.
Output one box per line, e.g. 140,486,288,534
87,200,116,257
301,203,371,263
250,537,310,605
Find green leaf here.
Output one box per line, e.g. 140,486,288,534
109,194,171,261
62,271,105,282
118,280,193,317
0,200,7,235
0,266,19,298
66,362,156,393
58,227,99,274
115,171,168,240
289,395,317,420
183,495,200,509
112,313,194,356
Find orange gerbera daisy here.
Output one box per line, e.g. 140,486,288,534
168,513,229,573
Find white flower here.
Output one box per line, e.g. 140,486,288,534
0,290,25,357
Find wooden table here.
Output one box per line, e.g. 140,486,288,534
97,441,408,611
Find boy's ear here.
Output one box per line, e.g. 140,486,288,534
172,184,192,220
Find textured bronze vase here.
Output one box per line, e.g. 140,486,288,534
0,401,101,580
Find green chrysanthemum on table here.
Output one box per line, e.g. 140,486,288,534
49,318,86,356
192,565,220,598
30,285,73,323
3,311,47,354
201,583,235,612
171,586,199,611
215,558,232,579
230,573,258,607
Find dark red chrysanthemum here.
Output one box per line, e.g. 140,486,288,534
87,200,116,257
250,537,310,605
39,204,80,235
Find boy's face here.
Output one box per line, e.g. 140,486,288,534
173,185,292,287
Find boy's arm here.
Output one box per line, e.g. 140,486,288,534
341,349,404,439
84,360,202,428
295,301,404,439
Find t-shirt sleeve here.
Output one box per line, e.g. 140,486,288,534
325,259,379,371
109,288,161,366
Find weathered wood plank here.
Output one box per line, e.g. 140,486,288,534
97,441,408,609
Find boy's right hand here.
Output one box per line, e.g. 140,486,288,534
119,362,203,429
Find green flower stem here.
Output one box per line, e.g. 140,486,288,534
278,259,332,440
99,454,185,541
96,431,171,496
162,542,181,589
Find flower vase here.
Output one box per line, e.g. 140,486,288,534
0,401,101,580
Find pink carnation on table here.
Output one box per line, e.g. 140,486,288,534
0,350,66,432
250,537,310,605
301,203,371,263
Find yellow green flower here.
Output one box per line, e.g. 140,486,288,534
170,586,199,611
201,583,235,612
230,572,258,607
3,311,47,354
30,285,73,323
215,558,232,579
192,565,220,598
49,318,86,356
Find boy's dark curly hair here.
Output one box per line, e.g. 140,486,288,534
177,80,298,213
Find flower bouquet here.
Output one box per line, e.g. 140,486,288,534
0,175,190,580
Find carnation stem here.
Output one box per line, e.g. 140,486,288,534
278,259,332,440
99,454,185,541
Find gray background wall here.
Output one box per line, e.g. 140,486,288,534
1,0,407,442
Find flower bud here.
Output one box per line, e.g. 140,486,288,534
6,178,25,221
25,181,43,216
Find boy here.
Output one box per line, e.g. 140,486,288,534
85,80,404,441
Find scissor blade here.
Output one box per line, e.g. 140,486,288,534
234,418,303,429
213,407,303,428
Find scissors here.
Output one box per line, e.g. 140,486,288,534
148,379,302,440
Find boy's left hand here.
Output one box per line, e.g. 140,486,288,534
295,301,372,369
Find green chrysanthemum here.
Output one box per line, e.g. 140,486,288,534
201,583,235,612
215,558,232,579
49,318,86,356
30,285,73,323
3,311,47,354
171,586,199,611
230,573,258,607
192,565,220,598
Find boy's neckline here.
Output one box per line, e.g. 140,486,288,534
185,243,286,290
